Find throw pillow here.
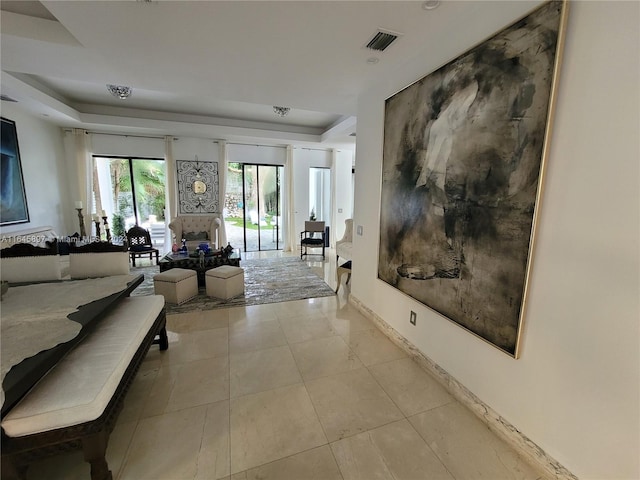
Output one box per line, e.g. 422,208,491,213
184,231,209,241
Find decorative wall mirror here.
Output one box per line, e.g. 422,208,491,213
176,157,219,213
193,180,207,194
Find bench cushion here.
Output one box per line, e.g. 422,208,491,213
336,241,353,261
69,252,130,279
0,255,62,283
1,295,165,437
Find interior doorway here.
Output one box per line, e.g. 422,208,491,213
225,163,283,252
309,167,331,240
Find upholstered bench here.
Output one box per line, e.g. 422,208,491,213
153,268,198,304
1,295,167,480
205,265,244,299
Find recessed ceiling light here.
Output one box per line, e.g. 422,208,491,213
107,84,132,100
422,0,440,10
273,106,290,117
366,57,379,65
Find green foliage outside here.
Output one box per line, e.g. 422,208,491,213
112,213,125,237
111,159,165,221
225,215,277,231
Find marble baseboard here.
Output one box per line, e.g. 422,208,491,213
349,294,577,480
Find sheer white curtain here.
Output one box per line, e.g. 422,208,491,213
164,136,177,251
66,129,93,238
217,140,228,248
284,145,296,252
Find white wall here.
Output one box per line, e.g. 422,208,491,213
0,104,72,235
172,136,221,216
292,148,330,237
352,2,639,479
228,143,285,166
291,147,353,244
61,135,354,250
91,133,165,158
334,149,353,240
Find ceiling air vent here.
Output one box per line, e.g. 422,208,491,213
366,30,400,52
0,94,18,103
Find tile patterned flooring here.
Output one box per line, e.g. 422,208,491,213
25,252,546,479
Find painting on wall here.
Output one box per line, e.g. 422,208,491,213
378,1,567,357
176,158,219,214
0,117,30,226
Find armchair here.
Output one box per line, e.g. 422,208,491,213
300,221,326,259
168,215,222,250
336,219,353,263
126,225,159,267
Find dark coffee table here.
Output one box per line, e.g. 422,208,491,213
159,251,241,286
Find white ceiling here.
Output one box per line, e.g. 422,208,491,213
0,0,543,148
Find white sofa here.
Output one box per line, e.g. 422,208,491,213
0,225,59,249
0,226,131,283
168,215,222,250
336,218,353,263
0,226,69,281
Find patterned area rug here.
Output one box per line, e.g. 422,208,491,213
130,256,335,314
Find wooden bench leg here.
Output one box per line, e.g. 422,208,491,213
1,456,28,480
158,325,169,350
83,431,112,480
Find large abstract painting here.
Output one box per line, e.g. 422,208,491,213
176,158,219,214
1,118,29,225
378,1,567,357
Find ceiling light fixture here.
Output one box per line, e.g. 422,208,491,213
273,106,290,117
422,0,441,10
107,84,132,100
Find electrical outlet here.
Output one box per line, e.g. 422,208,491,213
410,311,417,325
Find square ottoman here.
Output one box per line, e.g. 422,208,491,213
153,268,198,305
206,265,244,299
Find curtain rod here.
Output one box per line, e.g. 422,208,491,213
68,131,347,153
67,129,166,140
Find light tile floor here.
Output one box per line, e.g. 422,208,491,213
25,251,547,480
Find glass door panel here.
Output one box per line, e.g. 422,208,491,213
258,165,281,250
92,156,165,246
131,159,166,247
225,163,283,253
243,164,259,252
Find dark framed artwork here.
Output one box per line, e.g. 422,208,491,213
176,158,219,214
1,118,30,225
378,1,567,357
